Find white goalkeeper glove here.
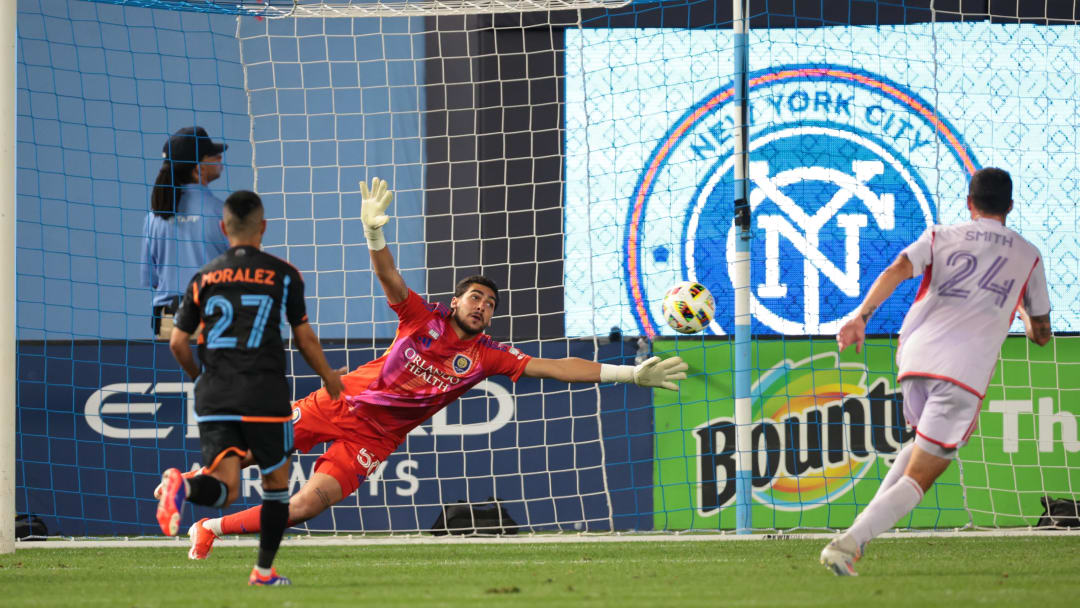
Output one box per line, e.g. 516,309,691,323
360,177,393,251
600,356,689,391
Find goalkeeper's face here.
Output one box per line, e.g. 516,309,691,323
450,284,497,336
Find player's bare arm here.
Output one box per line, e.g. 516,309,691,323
168,327,200,380
837,253,914,353
292,322,344,400
524,355,689,391
1018,305,1053,346
361,177,408,304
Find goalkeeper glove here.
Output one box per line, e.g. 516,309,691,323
360,177,393,251
600,356,689,391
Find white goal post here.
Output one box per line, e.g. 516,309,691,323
1,0,16,556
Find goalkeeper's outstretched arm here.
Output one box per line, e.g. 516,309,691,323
524,355,689,391
360,177,408,305
357,175,689,392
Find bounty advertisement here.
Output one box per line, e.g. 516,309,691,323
653,336,1080,530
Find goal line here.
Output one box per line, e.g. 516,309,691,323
17,528,1080,550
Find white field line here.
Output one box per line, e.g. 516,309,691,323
14,528,1080,549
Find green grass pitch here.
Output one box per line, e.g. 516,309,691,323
2,536,1079,607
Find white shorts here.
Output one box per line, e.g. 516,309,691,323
900,377,983,450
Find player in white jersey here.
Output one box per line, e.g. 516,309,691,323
820,167,1053,576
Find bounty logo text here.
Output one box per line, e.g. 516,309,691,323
694,353,914,513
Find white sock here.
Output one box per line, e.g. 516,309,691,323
851,444,914,529
842,475,924,549
254,566,273,577
204,518,223,537
873,443,914,501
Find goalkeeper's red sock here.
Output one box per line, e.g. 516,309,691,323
220,506,263,535
218,505,298,535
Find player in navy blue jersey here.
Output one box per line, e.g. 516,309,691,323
157,190,344,586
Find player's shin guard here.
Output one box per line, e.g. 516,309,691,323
186,475,229,508
257,488,290,570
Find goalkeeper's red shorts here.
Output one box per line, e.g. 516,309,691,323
291,390,400,498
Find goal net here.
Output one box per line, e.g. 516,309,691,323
11,0,1079,538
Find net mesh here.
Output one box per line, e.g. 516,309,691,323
12,0,1080,537
92,0,632,17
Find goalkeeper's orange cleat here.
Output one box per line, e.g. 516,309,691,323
249,567,291,586
154,465,206,499
155,468,187,536
188,518,218,560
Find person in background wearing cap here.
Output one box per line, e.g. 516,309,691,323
141,127,231,339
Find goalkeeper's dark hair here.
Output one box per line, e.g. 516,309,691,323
223,190,264,238
968,167,1012,216
454,275,500,310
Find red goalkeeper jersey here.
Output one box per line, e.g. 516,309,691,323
340,289,531,442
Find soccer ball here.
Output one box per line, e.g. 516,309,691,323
662,281,715,334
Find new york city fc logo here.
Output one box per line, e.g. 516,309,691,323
625,65,980,336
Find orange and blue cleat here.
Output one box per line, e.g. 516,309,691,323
155,468,187,536
154,465,206,500
249,567,291,586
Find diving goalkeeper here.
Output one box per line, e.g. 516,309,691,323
164,177,688,558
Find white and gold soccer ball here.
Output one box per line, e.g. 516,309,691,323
662,281,715,334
